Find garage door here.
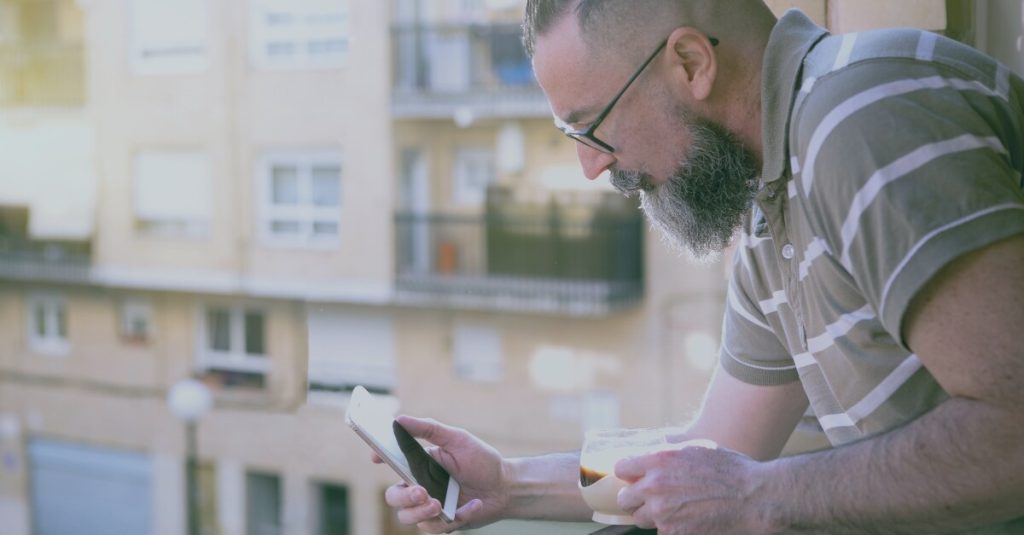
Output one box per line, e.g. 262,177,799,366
29,439,151,535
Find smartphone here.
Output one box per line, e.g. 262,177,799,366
345,385,460,522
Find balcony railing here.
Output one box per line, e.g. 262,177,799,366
390,23,549,119
0,42,85,107
0,239,91,283
394,206,644,315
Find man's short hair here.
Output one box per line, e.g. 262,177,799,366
524,0,627,57
523,0,679,59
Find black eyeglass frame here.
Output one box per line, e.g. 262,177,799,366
555,35,719,154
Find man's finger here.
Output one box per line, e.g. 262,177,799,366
414,499,480,535
397,498,442,526
384,482,428,508
371,452,383,464
395,415,459,448
614,454,652,482
454,498,483,524
617,484,644,513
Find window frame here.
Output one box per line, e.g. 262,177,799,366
119,297,155,344
27,293,69,356
128,0,210,75
196,304,269,375
133,149,213,239
304,308,396,403
248,0,351,70
257,150,343,249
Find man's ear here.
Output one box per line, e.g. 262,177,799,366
666,27,717,102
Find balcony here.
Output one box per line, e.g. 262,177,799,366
391,23,549,120
0,42,85,108
394,201,644,315
0,238,91,284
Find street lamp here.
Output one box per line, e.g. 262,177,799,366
168,378,212,535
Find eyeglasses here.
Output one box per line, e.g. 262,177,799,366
555,35,719,154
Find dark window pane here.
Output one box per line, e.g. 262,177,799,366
271,166,299,205
312,221,338,236
270,220,301,235
56,303,67,339
206,308,231,352
318,483,349,535
34,303,47,337
311,168,340,206
244,311,265,356
267,42,295,57
246,472,281,535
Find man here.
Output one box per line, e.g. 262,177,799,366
379,1,1024,533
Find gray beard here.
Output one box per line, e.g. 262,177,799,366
610,115,759,261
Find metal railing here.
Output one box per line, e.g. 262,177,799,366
0,42,85,107
0,239,91,283
390,22,549,118
394,207,644,314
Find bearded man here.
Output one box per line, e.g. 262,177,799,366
378,1,1024,533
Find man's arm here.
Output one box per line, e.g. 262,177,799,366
687,366,809,461
381,365,811,532
764,235,1024,533
504,368,809,521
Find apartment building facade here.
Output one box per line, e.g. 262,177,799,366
0,1,1019,534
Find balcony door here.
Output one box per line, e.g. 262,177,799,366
399,148,431,274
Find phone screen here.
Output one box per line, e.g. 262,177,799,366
393,420,452,504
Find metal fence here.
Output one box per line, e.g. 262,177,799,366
394,208,644,314
0,239,91,283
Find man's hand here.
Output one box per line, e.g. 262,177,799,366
376,415,509,533
615,445,779,535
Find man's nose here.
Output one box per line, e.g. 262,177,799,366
576,143,616,181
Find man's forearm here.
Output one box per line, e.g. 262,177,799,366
504,452,594,522
764,398,1024,534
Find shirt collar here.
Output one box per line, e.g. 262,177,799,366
760,10,829,184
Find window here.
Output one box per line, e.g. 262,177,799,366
314,482,350,535
134,150,212,238
28,293,68,355
249,0,350,69
452,322,503,383
259,151,342,247
306,309,395,400
129,0,208,74
199,306,268,388
119,298,154,343
452,147,495,205
246,471,281,535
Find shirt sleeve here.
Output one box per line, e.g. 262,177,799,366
719,246,800,385
791,61,1024,348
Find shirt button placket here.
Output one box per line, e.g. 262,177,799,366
781,243,795,260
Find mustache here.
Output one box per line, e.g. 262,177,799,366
609,169,654,195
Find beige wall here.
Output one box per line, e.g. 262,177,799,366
91,0,395,291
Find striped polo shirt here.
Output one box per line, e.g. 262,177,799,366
720,9,1024,456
